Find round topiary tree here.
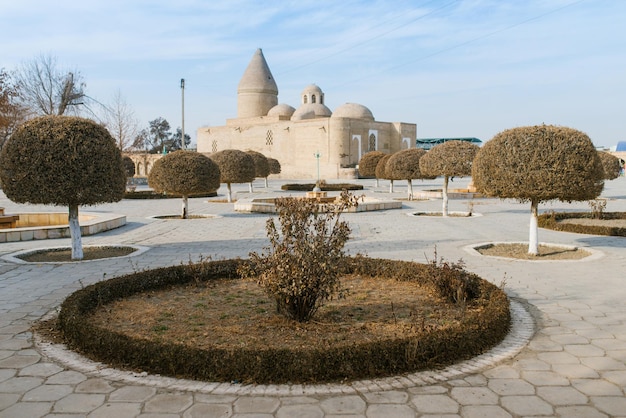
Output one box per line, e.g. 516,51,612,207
598,151,621,180
472,124,604,255
246,150,270,189
386,148,427,200
358,150,385,187
148,150,220,219
209,149,255,202
420,141,480,216
122,156,136,178
0,115,126,260
268,157,281,176
375,153,395,192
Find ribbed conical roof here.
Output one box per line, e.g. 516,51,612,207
237,48,278,94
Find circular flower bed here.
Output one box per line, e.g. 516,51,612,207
55,257,510,384
538,211,626,236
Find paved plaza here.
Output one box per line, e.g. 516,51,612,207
1,177,625,417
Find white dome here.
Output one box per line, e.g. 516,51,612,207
267,103,296,117
332,103,374,121
291,103,332,121
301,84,323,96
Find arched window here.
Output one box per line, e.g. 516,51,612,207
320,95,324,104
312,94,316,103
303,95,308,104
369,134,376,151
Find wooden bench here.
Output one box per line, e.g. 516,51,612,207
0,207,19,228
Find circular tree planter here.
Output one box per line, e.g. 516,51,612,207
538,211,626,236
148,214,221,220
53,257,510,384
408,211,481,218
465,242,603,262
3,245,149,264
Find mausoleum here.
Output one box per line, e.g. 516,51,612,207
196,49,416,179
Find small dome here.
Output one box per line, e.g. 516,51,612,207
332,103,374,121
302,84,323,96
291,103,332,121
267,103,296,117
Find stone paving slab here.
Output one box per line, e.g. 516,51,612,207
0,177,625,417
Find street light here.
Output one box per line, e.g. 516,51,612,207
180,78,185,150
313,151,321,191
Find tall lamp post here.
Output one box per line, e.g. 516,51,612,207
313,151,321,191
180,78,185,150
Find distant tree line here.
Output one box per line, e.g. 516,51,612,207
0,54,188,154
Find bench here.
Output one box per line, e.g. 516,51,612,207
0,208,19,228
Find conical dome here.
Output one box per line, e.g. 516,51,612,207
237,49,279,118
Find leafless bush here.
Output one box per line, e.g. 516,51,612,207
589,199,607,220
242,190,361,322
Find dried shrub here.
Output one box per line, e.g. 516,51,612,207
209,149,255,202
0,115,126,206
472,125,603,203
149,151,220,195
124,190,217,199
148,151,221,218
375,153,393,180
472,124,604,254
54,257,510,384
267,157,281,175
589,199,607,219
122,156,136,177
538,211,626,236
242,191,361,322
281,183,363,191
420,141,480,216
598,151,621,180
358,151,386,178
420,140,479,178
386,148,426,180
246,150,270,178
386,148,429,199
0,115,126,260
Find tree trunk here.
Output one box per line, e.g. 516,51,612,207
181,195,188,219
407,179,413,200
389,180,394,193
68,204,83,260
249,182,253,193
442,176,449,217
227,183,233,203
375,178,379,187
528,199,539,255
264,177,268,188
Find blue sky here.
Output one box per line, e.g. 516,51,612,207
1,0,624,148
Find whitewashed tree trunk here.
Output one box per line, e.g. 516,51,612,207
249,182,253,193
442,176,450,217
181,195,188,219
375,178,379,187
407,179,413,200
528,200,539,255
264,177,268,188
226,183,233,203
389,180,394,193
68,204,83,260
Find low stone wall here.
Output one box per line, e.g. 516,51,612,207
0,212,126,243
234,196,402,213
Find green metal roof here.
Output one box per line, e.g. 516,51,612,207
416,137,482,149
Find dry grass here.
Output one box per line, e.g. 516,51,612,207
477,243,589,260
85,274,469,352
18,246,136,262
